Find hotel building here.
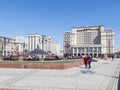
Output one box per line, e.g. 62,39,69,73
64,25,115,57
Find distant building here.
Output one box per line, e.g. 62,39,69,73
0,34,60,57
64,31,72,55
64,25,115,57
12,36,26,55
0,36,15,56
114,51,120,58
0,36,25,56
27,34,60,55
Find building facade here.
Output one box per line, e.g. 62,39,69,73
0,36,25,57
12,36,26,55
64,31,72,55
64,25,115,57
27,34,42,51
27,34,60,55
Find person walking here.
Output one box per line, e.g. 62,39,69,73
88,55,92,69
83,55,88,69
112,54,114,60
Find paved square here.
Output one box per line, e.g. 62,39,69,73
0,59,120,90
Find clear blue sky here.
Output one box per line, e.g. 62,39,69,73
0,0,120,51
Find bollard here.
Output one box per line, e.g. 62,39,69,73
24,64,28,69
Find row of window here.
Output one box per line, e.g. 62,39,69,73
73,47,101,53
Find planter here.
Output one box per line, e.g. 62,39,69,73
0,60,84,69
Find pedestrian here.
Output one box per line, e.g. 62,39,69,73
83,55,88,69
88,55,92,69
112,54,114,60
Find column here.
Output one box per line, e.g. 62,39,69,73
92,47,94,56
96,47,98,57
73,47,74,56
31,36,33,51
33,36,34,50
77,47,78,56
93,47,94,57
36,36,38,49
39,37,42,50
34,36,36,49
29,36,31,51
27,37,29,51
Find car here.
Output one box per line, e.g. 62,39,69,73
3,55,19,60
23,55,39,61
67,56,73,59
44,55,62,60
67,55,81,59
72,56,81,59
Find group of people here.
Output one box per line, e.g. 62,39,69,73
83,54,93,69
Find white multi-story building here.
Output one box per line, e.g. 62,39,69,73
0,36,25,57
0,36,15,56
64,25,115,57
64,31,72,54
12,36,26,55
27,34,42,51
27,34,60,55
0,34,60,57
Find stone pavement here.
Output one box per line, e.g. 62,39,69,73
0,58,120,90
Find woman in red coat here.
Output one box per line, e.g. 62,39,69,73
83,55,88,69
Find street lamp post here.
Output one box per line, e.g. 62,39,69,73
3,37,6,57
41,36,44,59
64,43,70,60
41,38,43,59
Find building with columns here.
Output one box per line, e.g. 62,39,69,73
27,34,42,51
27,34,60,55
64,25,115,57
0,34,60,57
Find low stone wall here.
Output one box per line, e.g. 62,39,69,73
0,60,84,69
0,63,24,68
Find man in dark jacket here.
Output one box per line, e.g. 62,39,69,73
88,55,92,69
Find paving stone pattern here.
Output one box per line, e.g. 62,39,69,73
0,59,120,90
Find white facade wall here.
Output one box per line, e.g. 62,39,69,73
0,36,25,56
12,36,26,55
27,34,42,51
64,25,115,57
101,31,107,54
27,34,60,55
64,32,71,54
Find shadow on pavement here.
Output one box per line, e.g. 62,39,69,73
80,70,95,74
